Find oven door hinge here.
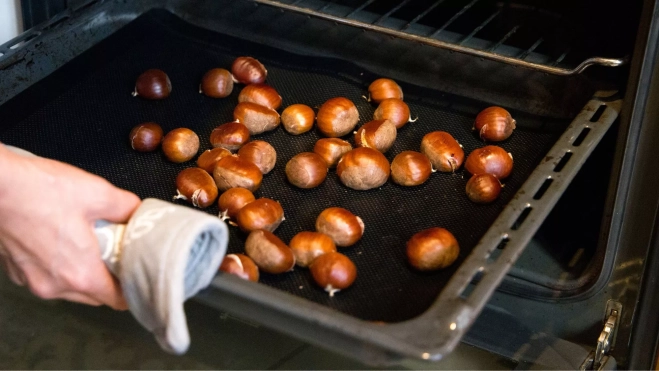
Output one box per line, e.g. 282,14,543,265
580,300,622,370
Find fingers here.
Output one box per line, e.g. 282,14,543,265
88,186,141,224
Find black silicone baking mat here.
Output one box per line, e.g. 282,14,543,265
0,9,567,322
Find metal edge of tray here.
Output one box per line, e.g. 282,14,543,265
251,0,627,76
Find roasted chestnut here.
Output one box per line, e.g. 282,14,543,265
373,98,415,129
233,102,281,135
316,97,359,137
244,230,295,274
466,173,502,204
368,78,403,104
474,106,516,142
231,56,268,85
218,187,256,221
465,145,513,179
235,198,285,233
238,84,282,110
420,131,464,172
354,119,397,153
281,104,315,135
309,252,357,297
197,147,232,173
285,152,328,189
213,155,263,192
315,207,364,247
200,68,234,98
313,138,352,168
132,69,171,99
129,122,163,152
219,254,259,282
406,227,459,271
162,128,200,163
238,140,277,174
289,231,337,268
210,121,251,152
173,167,218,208
390,151,433,186
336,148,390,190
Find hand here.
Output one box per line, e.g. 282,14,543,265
0,145,141,309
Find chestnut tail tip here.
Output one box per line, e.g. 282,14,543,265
219,209,230,221
131,88,138,97
325,284,340,297
409,115,418,123
172,189,187,201
198,84,203,94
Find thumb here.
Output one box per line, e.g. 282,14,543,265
91,187,141,224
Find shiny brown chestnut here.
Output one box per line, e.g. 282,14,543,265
420,131,464,172
213,155,263,192
281,104,315,135
244,230,295,274
235,198,285,233
285,152,328,189
238,140,277,174
465,145,513,179
336,147,390,190
316,97,359,137
173,167,218,208
474,106,516,142
390,151,433,186
218,187,256,220
162,128,200,163
313,138,352,168
197,147,232,174
219,254,259,282
315,207,365,247
129,122,163,152
231,56,268,85
132,69,171,99
367,78,403,104
373,98,416,129
233,102,281,135
309,252,357,297
406,227,460,271
289,231,337,268
238,84,282,110
466,173,502,204
200,68,234,98
354,119,397,153
210,121,251,152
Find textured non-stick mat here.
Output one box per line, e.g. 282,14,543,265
0,9,567,322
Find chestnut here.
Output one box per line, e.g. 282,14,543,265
309,252,357,297
315,207,364,247
238,84,282,111
219,253,259,282
237,140,277,174
313,138,352,168
129,122,163,152
162,128,200,163
368,78,403,104
373,98,415,129
213,155,263,192
289,231,337,268
282,104,315,135
210,121,251,152
218,187,256,220
244,230,295,274
420,131,464,172
231,56,268,85
465,145,513,179
285,152,328,189
466,173,502,204
354,119,397,153
234,102,281,135
200,68,234,98
406,227,459,271
235,198,285,233
132,69,171,99
316,97,359,137
474,106,516,142
173,167,218,208
197,147,232,173
336,148,390,190
390,151,433,186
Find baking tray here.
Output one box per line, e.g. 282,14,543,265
0,1,622,364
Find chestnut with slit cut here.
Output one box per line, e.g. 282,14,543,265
173,168,218,208
238,84,282,110
313,138,352,168
219,254,259,282
129,122,163,152
354,119,397,153
420,131,464,173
